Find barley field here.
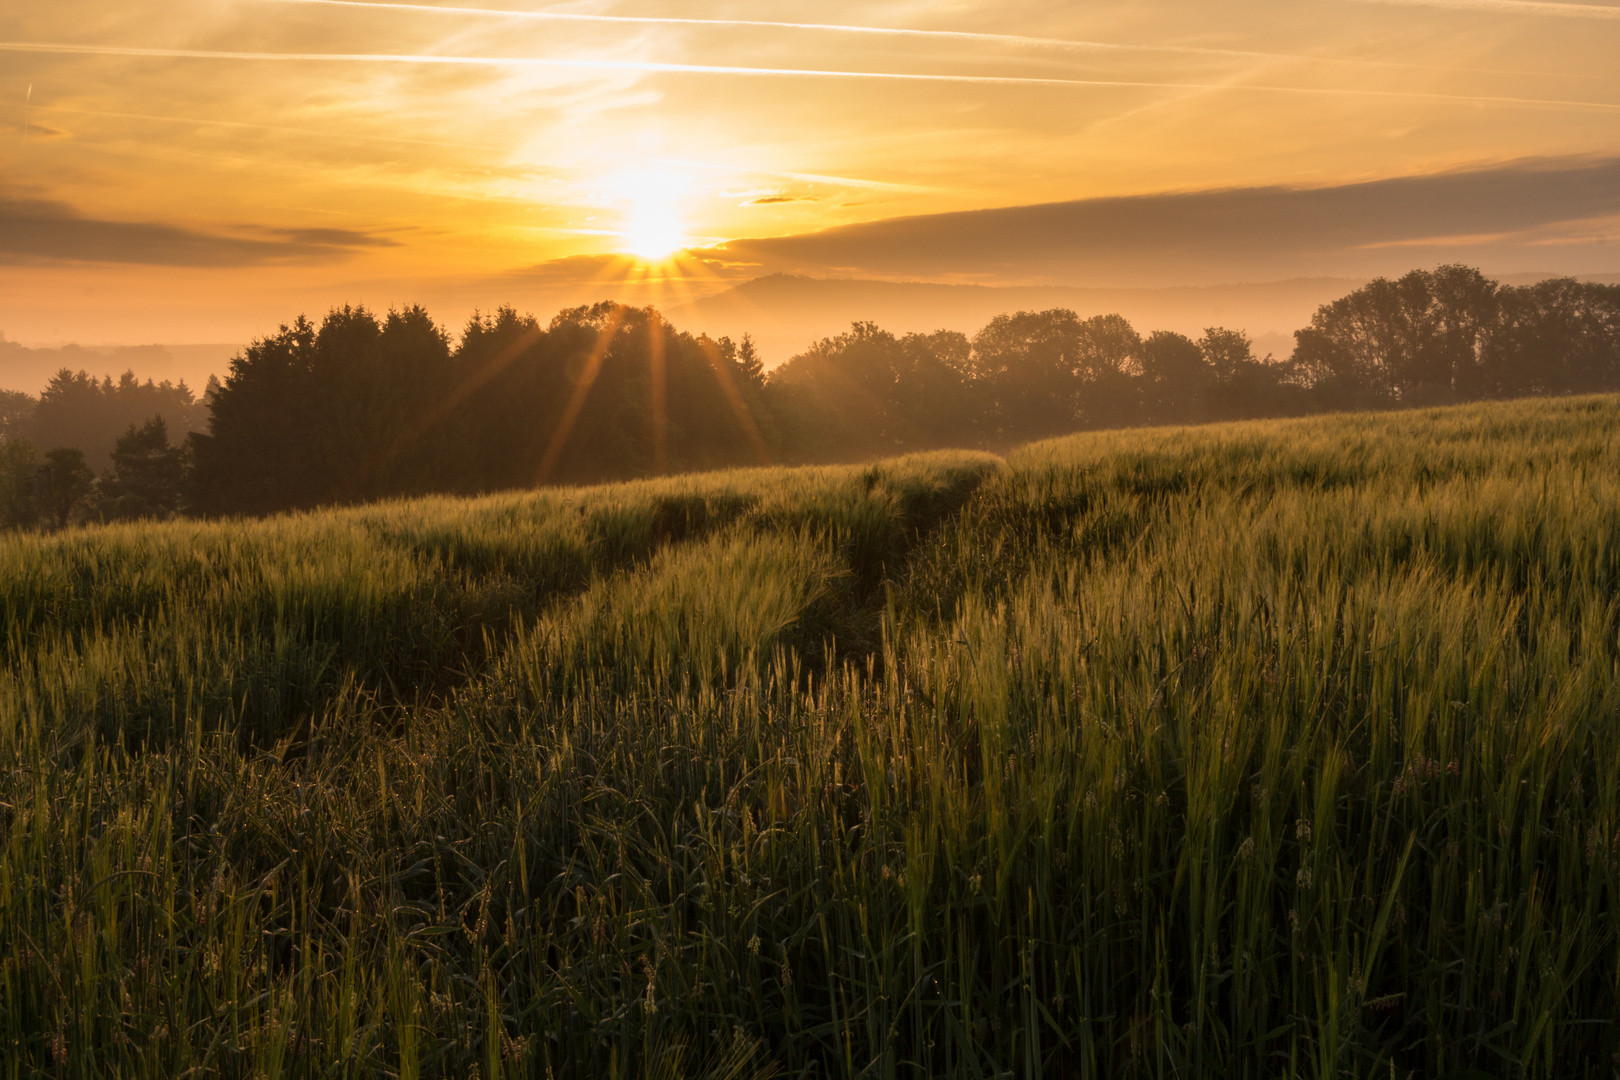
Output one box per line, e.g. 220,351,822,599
4,395,1620,1078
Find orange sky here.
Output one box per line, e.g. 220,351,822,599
3,0,1619,344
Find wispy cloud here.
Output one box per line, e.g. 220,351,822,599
1359,0,1620,17
5,102,489,149
5,41,1619,112
714,167,929,193
0,190,397,265
3,121,68,136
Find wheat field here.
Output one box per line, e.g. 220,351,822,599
4,395,1620,1078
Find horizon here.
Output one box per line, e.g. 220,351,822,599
3,264,1618,397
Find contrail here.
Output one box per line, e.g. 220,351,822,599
0,41,1239,84
641,155,932,192
4,41,1620,112
255,0,1285,61
253,0,1533,74
1359,0,1620,16
11,101,490,149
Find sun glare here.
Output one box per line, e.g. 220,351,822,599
614,169,687,261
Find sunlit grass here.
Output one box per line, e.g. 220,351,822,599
2,398,1619,1076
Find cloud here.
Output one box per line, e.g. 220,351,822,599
714,156,1620,286
0,192,398,266
15,103,488,150
257,225,399,248
718,188,817,205
2,122,68,136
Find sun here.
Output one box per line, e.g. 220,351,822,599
625,200,684,260
614,169,687,261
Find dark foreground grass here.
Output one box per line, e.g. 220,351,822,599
4,396,1620,1077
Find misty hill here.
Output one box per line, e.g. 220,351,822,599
0,338,238,396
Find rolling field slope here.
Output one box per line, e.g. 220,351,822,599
4,396,1620,1077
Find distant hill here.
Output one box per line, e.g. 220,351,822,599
0,339,239,395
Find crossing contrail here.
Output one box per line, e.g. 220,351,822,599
0,41,1250,84
1359,0,1620,17
254,0,1285,60
4,40,1619,111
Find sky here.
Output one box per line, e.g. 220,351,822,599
3,0,1619,347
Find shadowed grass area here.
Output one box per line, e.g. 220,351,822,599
3,399,1620,1077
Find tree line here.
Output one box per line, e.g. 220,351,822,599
0,264,1616,525
0,371,204,528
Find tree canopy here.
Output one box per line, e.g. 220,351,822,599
27,369,206,473
188,302,774,516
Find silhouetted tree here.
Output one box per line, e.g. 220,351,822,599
36,447,94,528
453,302,771,487
190,306,458,514
0,438,40,528
968,309,1083,439
1138,330,1212,425
1197,327,1302,419
28,369,205,473
0,390,34,442
171,266,1620,519
101,416,186,518
189,301,776,515
968,310,1145,437
449,305,550,491
1292,266,1620,408
1198,327,1255,382
770,322,975,459
1485,277,1620,397
735,333,765,389
187,315,318,515
1421,264,1500,400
